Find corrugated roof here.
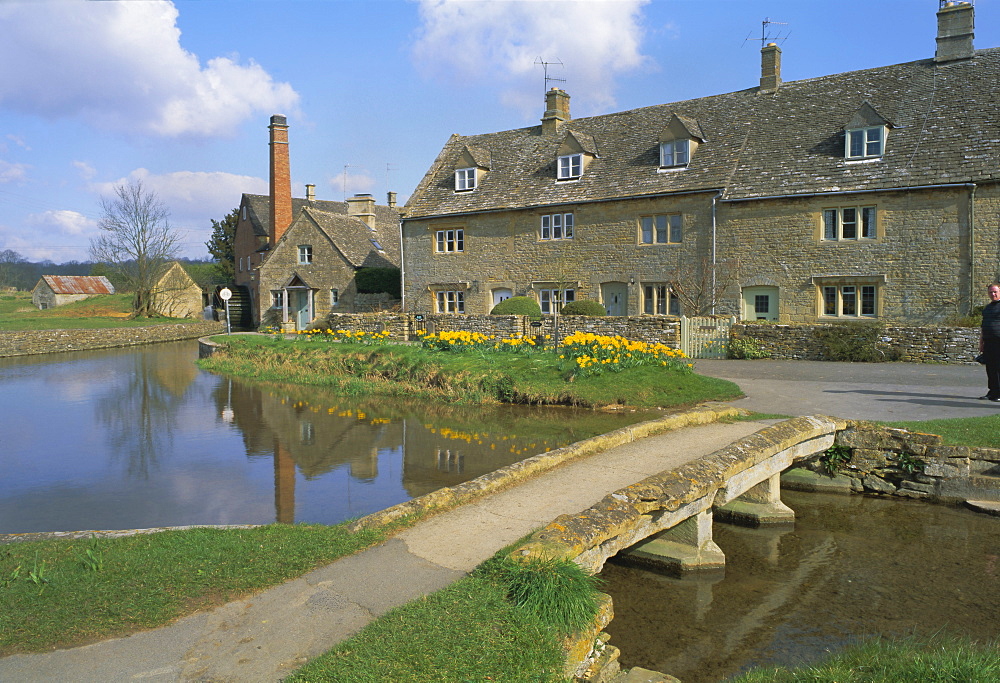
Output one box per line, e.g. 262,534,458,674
41,275,115,295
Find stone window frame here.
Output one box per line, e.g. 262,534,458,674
297,245,313,264
330,288,339,306
435,228,464,253
455,167,476,192
638,213,682,245
813,276,883,318
821,206,877,241
540,213,574,241
557,153,583,180
435,289,465,314
642,282,680,315
271,290,284,309
845,126,886,160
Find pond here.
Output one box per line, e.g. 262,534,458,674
600,489,1000,682
0,340,655,534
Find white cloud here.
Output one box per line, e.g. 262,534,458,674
0,160,29,183
412,0,650,116
27,210,95,237
325,170,376,200
73,161,97,181
0,0,299,138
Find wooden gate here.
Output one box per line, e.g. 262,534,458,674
680,316,735,359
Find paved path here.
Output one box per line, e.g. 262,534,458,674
695,358,991,422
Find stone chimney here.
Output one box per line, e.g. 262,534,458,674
760,43,781,93
936,1,975,63
305,184,315,202
268,115,293,245
541,88,571,134
346,193,376,227
387,191,397,209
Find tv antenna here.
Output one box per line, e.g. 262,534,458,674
385,162,398,193
743,18,790,49
342,164,353,201
534,56,565,91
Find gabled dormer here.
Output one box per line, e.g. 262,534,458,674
658,113,704,169
454,144,491,192
556,130,598,181
844,102,891,160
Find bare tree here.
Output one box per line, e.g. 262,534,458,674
0,249,26,289
90,180,179,316
667,256,742,317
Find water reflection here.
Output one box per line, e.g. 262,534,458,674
600,489,1000,683
0,341,654,534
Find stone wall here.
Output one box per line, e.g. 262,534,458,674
0,322,224,358
320,312,682,346
733,322,980,363
786,422,1000,503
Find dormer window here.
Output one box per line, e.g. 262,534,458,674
846,126,885,159
658,113,703,171
558,153,582,180
455,167,476,191
660,139,690,168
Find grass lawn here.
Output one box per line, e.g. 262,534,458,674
0,291,189,330
880,414,1000,448
199,335,743,410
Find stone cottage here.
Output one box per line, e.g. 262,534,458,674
402,2,999,324
233,115,402,329
31,275,115,310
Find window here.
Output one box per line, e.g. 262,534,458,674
330,289,339,306
539,288,575,314
238,257,244,273
822,206,877,241
271,290,284,308
435,290,465,313
242,206,247,220
435,229,464,253
660,139,690,167
370,239,384,251
821,284,877,317
298,245,313,264
455,167,476,191
540,213,574,240
643,284,680,315
640,214,682,244
557,153,582,180
846,126,884,159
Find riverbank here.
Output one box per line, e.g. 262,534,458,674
0,322,224,358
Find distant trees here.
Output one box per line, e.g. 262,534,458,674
205,208,239,283
0,249,26,289
89,180,179,317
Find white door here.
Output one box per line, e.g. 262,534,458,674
492,288,513,306
601,282,628,316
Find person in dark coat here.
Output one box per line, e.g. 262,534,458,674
979,283,1000,401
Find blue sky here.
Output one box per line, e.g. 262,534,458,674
1,0,998,263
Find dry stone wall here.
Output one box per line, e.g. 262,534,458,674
0,322,224,358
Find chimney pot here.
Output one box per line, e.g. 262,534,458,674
305,184,315,202
346,193,376,227
387,191,397,209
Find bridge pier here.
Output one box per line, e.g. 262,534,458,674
622,509,726,574
715,473,795,527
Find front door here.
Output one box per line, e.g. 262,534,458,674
601,282,628,316
741,286,779,321
289,289,313,329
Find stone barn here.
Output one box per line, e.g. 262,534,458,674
31,275,115,310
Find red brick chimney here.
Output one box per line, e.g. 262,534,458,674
269,114,292,245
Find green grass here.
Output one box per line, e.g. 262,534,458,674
879,415,1000,448
0,523,390,655
0,291,189,330
731,633,1000,682
199,336,742,410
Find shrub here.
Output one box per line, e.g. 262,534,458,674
560,300,606,316
491,296,541,316
729,336,769,359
